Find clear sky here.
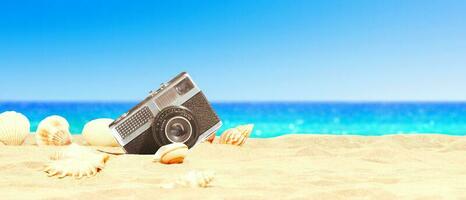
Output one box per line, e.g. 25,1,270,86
0,0,465,102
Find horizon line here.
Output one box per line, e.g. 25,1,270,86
1,100,465,104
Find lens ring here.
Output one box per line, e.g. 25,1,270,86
164,116,192,143
151,106,199,148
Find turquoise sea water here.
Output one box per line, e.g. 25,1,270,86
1,102,465,137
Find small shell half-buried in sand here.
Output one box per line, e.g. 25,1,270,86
153,143,189,164
36,115,72,146
0,111,30,145
219,124,254,146
43,144,110,179
161,170,215,189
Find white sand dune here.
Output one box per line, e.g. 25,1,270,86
1,134,466,199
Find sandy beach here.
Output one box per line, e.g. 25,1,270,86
1,134,466,199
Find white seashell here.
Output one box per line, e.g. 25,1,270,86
219,124,254,146
44,144,110,179
219,128,241,145
49,143,96,160
153,143,188,164
82,118,118,147
237,124,254,137
160,170,215,189
0,111,30,145
36,115,72,146
180,170,215,188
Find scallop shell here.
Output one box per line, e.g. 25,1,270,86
161,171,215,189
49,143,97,160
153,143,188,164
43,144,110,179
36,115,72,146
219,124,254,146
237,124,254,137
82,118,118,147
0,111,30,145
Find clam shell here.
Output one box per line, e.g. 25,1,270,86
0,111,30,145
44,144,110,179
153,143,188,164
36,115,72,146
82,118,118,147
219,124,254,146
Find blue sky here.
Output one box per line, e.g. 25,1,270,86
0,0,465,102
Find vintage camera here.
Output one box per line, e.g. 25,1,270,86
109,72,222,154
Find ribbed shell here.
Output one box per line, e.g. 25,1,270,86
0,111,30,145
36,115,72,146
219,124,254,146
43,144,110,179
49,143,95,160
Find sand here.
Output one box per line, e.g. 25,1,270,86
1,134,466,200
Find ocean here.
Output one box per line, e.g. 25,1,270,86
1,102,465,137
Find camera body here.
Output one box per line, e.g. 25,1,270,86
109,72,222,154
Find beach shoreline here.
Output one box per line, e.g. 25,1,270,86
2,134,466,199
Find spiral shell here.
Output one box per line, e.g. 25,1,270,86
36,115,72,146
0,111,30,145
181,170,215,188
44,144,110,179
82,118,118,147
153,143,188,164
219,124,254,146
161,170,215,189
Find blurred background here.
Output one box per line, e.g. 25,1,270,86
0,0,465,136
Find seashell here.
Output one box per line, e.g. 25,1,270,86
49,143,96,160
36,115,72,146
82,118,118,147
180,170,215,188
160,170,215,189
153,143,188,164
44,144,110,179
237,124,254,137
0,111,30,145
219,124,254,146
206,133,215,143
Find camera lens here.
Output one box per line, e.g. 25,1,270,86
165,116,192,143
152,106,199,148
